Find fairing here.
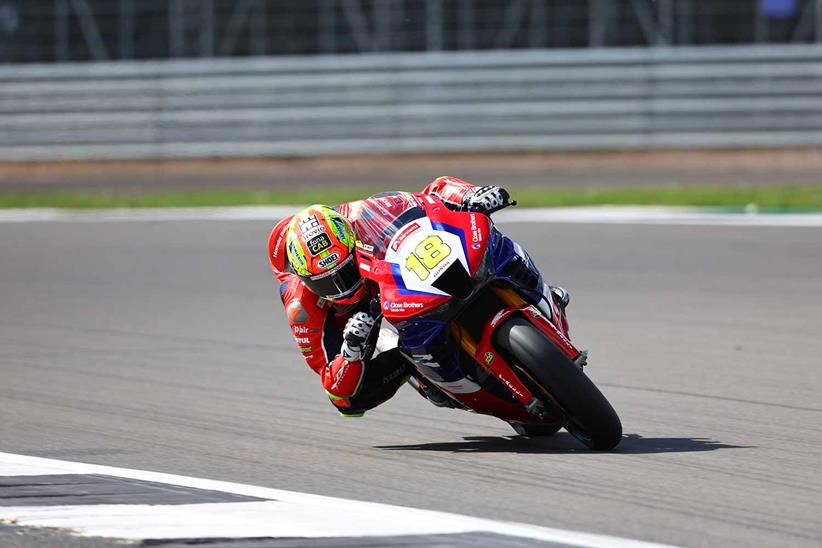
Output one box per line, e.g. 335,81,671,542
357,195,490,324
355,193,573,423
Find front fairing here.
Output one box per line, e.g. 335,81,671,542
356,197,578,422
361,196,548,339
359,196,491,324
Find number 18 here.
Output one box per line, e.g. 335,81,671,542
405,235,452,280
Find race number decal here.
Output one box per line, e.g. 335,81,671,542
385,218,468,296
405,235,452,280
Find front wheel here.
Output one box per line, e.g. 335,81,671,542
494,316,622,450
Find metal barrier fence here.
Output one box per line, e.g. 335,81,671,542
1,45,822,161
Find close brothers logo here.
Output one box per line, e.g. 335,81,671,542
470,214,483,243
384,301,424,311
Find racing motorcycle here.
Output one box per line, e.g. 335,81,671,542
355,193,622,450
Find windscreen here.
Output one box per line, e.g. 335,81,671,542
347,192,426,259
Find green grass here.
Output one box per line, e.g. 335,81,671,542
1,185,821,211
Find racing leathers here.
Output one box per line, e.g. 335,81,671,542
267,176,562,416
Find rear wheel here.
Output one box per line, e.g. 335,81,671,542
494,316,622,450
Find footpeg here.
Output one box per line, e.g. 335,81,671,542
526,397,547,418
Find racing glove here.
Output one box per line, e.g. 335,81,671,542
340,312,376,363
462,185,511,214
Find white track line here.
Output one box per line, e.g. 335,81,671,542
0,452,675,547
0,205,821,227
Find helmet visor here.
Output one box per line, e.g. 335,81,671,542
302,254,362,299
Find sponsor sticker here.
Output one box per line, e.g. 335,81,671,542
498,375,525,399
484,352,495,365
287,301,310,324
470,213,483,244
390,222,421,252
272,230,287,261
307,233,332,256
302,227,325,241
299,215,322,235
490,310,507,327
412,353,439,368
386,301,424,311
549,321,574,350
317,253,340,270
330,217,350,243
288,241,307,270
300,346,313,355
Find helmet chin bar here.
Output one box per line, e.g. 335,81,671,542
302,253,361,299
327,279,366,305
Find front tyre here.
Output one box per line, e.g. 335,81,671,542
494,316,622,450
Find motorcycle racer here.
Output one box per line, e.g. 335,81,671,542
267,177,569,417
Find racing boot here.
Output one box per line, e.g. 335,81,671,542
407,375,455,408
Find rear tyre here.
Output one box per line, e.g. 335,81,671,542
494,316,622,450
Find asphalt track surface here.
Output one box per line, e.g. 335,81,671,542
1,217,821,547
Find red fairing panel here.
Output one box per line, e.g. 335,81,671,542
449,389,550,424
474,307,534,406
417,197,490,276
365,257,450,323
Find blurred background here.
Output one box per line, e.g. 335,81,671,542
4,0,822,61
1,0,821,204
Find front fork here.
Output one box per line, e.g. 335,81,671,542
450,285,581,416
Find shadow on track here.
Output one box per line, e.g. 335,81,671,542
375,433,749,454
